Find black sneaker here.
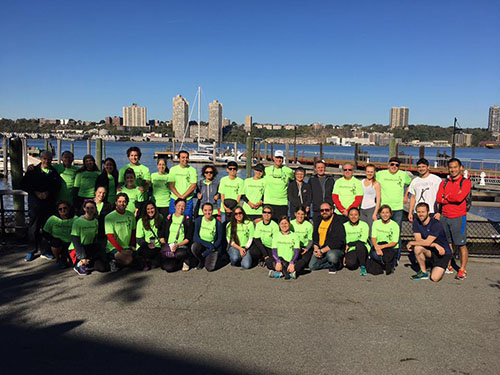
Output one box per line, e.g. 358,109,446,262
73,265,88,276
109,260,119,273
328,266,336,274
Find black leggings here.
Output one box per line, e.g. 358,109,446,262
73,243,107,272
138,244,161,266
345,241,368,270
191,242,219,272
294,249,313,274
161,246,189,273
370,242,396,274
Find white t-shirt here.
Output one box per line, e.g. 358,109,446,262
408,174,442,213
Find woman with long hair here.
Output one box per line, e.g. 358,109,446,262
136,201,165,270
95,157,118,204
226,207,255,269
74,154,100,214
290,205,314,276
360,164,381,232
151,158,170,218
268,216,300,280
120,168,146,217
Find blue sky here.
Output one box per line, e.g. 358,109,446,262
1,0,499,127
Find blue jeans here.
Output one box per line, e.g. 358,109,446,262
228,246,253,269
309,249,344,270
391,209,403,263
169,198,194,217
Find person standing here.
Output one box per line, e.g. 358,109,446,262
168,150,198,217
287,167,312,218
407,158,442,223
53,151,78,206
196,165,219,218
309,202,346,274
218,161,244,222
95,158,119,205
241,164,266,222
360,164,381,231
332,162,363,221
150,158,170,218
309,160,334,225
120,168,146,217
22,150,62,261
436,158,471,280
263,150,294,221
74,154,100,214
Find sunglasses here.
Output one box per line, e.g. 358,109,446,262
228,167,237,171
204,171,214,174
320,208,331,212
390,163,400,167
234,212,243,215
263,211,272,214
58,207,68,211
344,168,352,171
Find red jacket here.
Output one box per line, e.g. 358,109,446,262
436,175,471,218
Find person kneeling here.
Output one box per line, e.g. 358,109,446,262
268,216,300,280
191,203,223,272
407,202,452,282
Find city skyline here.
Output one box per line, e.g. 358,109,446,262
0,1,499,127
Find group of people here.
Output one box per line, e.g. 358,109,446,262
21,145,471,282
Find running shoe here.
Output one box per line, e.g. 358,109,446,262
182,262,190,272
290,271,297,279
40,253,55,260
360,266,367,276
455,269,467,280
73,265,88,276
109,260,119,273
268,270,283,279
328,266,336,274
25,252,36,262
410,270,430,281
445,266,454,274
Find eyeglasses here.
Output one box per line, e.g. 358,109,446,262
320,208,331,212
58,207,68,211
263,211,272,214
228,167,237,171
389,163,400,167
204,171,214,174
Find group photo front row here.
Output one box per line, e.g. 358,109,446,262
20,145,472,282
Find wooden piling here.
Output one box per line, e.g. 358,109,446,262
246,136,252,178
234,142,238,162
9,138,25,235
86,139,91,155
56,139,62,163
319,143,323,160
354,143,359,169
419,145,425,160
285,143,290,162
2,137,7,178
96,138,103,170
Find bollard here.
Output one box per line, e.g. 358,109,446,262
2,137,7,178
96,138,102,170
9,138,25,234
246,136,253,178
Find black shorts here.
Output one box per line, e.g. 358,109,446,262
429,249,451,270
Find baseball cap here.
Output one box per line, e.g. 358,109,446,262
274,150,284,158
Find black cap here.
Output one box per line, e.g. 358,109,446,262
227,161,238,168
253,163,265,173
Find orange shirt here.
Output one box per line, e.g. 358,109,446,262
318,216,333,247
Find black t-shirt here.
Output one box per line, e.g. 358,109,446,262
412,216,452,255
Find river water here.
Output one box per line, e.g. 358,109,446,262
2,139,499,220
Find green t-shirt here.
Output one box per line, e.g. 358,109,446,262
96,202,104,215
136,217,162,248
241,177,266,215
226,220,254,246
290,219,313,248
272,231,300,263
219,176,244,213
263,165,294,205
122,186,146,214
69,216,98,250
254,220,279,248
107,174,117,204
118,163,151,189
371,219,400,249
54,164,78,202
43,215,76,243
376,170,411,211
168,214,185,244
74,170,100,198
104,210,136,252
332,177,363,214
199,217,217,243
168,164,198,201
343,220,370,252
151,172,171,208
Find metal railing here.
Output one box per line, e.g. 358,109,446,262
0,189,28,236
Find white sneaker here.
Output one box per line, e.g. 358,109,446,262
182,262,190,272
445,266,454,274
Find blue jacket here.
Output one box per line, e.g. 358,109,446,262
193,216,223,251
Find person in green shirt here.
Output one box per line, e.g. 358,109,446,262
219,161,244,222
95,157,118,205
370,205,400,275
195,165,219,218
93,186,114,246
136,202,165,271
119,168,146,217
191,202,224,272
268,216,300,280
226,207,256,269
69,200,106,275
118,146,151,192
290,205,314,276
169,150,198,217
74,154,100,214
241,163,266,221
150,158,170,218
53,151,78,206
43,200,76,268
104,193,137,271
343,207,370,276
332,163,363,219
263,150,294,221
253,205,279,267
161,198,194,272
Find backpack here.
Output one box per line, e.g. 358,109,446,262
443,177,471,212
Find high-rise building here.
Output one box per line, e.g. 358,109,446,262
123,103,147,127
245,115,252,132
489,105,500,134
112,116,123,127
209,100,223,143
222,118,230,127
105,117,112,125
452,133,472,147
389,107,409,129
172,95,189,139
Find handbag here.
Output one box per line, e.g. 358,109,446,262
160,216,185,259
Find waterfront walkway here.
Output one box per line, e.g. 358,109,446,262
1,243,499,374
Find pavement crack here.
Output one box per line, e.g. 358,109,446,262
186,278,212,310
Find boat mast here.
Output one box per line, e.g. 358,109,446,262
198,86,201,149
